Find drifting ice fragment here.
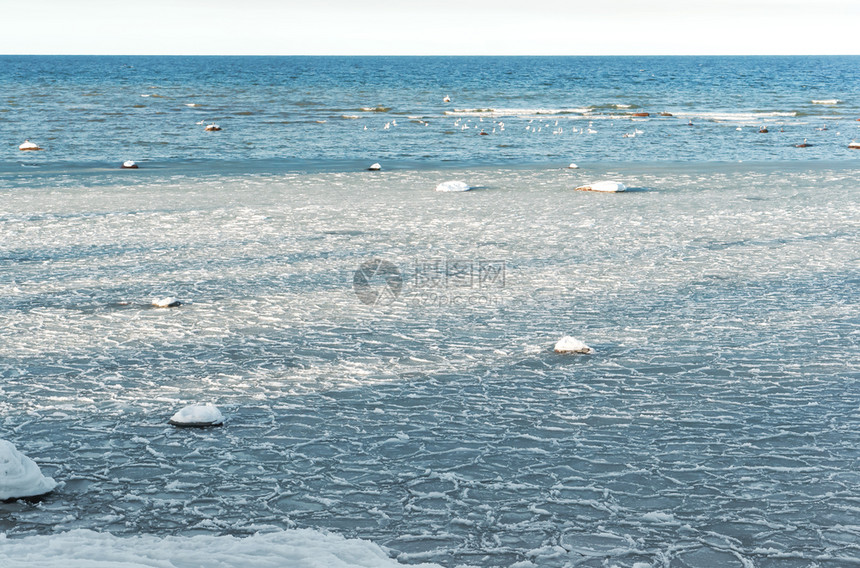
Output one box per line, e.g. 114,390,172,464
121,160,138,169
168,404,224,427
368,163,382,171
0,439,58,500
435,180,471,192
18,140,42,151
553,336,594,354
575,181,627,193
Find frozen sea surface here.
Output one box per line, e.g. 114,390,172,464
1,163,859,567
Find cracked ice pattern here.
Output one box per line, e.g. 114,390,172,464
1,164,859,567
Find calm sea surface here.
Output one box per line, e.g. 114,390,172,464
1,57,859,567
1,55,859,175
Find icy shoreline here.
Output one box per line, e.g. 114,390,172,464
0,529,441,568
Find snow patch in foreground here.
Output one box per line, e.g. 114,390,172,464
0,529,442,568
0,440,57,500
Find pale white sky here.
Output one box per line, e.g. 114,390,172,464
1,0,857,55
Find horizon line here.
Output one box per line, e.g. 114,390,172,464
2,53,859,57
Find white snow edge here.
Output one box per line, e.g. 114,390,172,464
0,529,443,568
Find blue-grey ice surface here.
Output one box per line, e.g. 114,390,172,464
1,163,859,567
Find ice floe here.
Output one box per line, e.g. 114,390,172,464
121,160,138,169
18,140,42,151
435,180,471,192
553,336,594,354
168,404,224,427
0,529,441,568
575,181,626,193
0,439,57,501
368,163,382,171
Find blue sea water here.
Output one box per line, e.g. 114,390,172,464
1,57,860,567
1,55,859,177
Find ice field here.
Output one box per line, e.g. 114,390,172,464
1,163,859,567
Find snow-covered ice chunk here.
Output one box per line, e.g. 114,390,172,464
575,180,627,193
18,140,42,151
121,160,139,169
435,180,471,192
0,439,57,500
152,297,181,308
368,162,382,171
553,336,594,354
567,163,579,169
0,528,443,567
168,404,224,427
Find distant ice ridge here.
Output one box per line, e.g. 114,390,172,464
0,440,57,500
0,529,442,568
671,111,796,122
444,107,591,117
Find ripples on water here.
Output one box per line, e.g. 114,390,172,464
1,163,859,567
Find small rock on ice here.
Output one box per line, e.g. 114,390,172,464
18,140,42,151
168,404,224,427
575,180,626,193
0,439,58,500
435,180,471,192
368,162,382,171
554,336,594,354
152,297,182,308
